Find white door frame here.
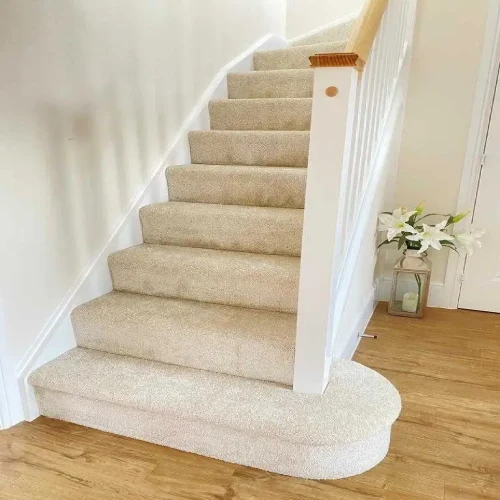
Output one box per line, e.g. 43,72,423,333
443,0,500,308
0,300,24,429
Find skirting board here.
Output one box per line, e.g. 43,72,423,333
337,287,377,360
377,277,448,308
13,33,288,426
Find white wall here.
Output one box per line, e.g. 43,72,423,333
286,0,363,38
378,0,489,298
0,0,285,370
285,0,490,306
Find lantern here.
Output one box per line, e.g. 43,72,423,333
388,250,431,318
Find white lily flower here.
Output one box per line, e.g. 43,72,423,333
454,229,485,256
378,207,417,241
406,220,454,254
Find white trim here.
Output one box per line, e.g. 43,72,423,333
0,357,24,429
294,67,360,395
288,10,360,44
338,287,377,360
443,0,500,309
330,44,411,355
0,301,24,429
16,33,287,422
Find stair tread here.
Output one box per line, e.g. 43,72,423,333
209,98,312,131
254,40,347,70
227,69,314,99
166,164,306,208
140,201,303,256
30,347,401,446
73,291,296,384
189,130,310,168
109,243,300,313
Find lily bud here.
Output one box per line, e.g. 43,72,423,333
415,201,424,215
450,211,470,224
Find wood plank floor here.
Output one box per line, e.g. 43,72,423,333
1,304,500,499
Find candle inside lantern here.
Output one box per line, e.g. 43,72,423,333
402,292,419,313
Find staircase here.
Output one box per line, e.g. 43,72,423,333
29,1,413,480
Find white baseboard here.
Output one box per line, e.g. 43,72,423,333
338,287,377,360
14,33,287,425
376,276,448,308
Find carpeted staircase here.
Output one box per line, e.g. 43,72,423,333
30,19,401,480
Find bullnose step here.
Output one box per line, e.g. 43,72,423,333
140,202,303,256
166,165,307,209
30,348,401,479
72,292,296,385
108,244,300,313
189,130,310,168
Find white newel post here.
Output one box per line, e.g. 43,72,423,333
293,67,360,395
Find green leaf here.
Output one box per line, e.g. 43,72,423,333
440,241,460,254
398,237,405,250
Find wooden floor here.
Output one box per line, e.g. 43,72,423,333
1,305,500,499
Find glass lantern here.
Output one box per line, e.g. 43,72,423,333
388,250,432,318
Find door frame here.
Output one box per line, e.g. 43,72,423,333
443,0,500,308
0,300,24,429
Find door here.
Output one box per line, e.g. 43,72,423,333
458,72,500,312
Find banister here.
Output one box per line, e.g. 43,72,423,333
309,0,389,71
294,0,416,394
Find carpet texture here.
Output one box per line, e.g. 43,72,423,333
30,16,402,479
140,202,303,256
72,292,296,384
209,98,312,131
253,41,347,70
227,69,314,99
108,244,300,313
166,164,307,208
188,130,310,167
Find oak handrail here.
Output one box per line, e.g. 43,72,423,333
309,0,388,71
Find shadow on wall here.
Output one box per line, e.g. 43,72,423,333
1,0,169,366
0,0,285,368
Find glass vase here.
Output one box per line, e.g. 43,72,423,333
388,250,432,318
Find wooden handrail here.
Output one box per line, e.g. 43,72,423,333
309,0,388,71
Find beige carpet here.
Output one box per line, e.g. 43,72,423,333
30,17,401,479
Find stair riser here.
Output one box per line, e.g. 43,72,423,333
108,246,300,313
167,166,306,209
35,388,393,480
189,131,310,168
140,204,303,257
209,99,312,131
227,70,314,99
72,295,295,385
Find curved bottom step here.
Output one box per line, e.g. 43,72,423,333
30,348,401,480
35,388,392,479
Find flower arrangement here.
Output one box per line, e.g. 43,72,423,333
378,203,484,255
378,203,484,317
